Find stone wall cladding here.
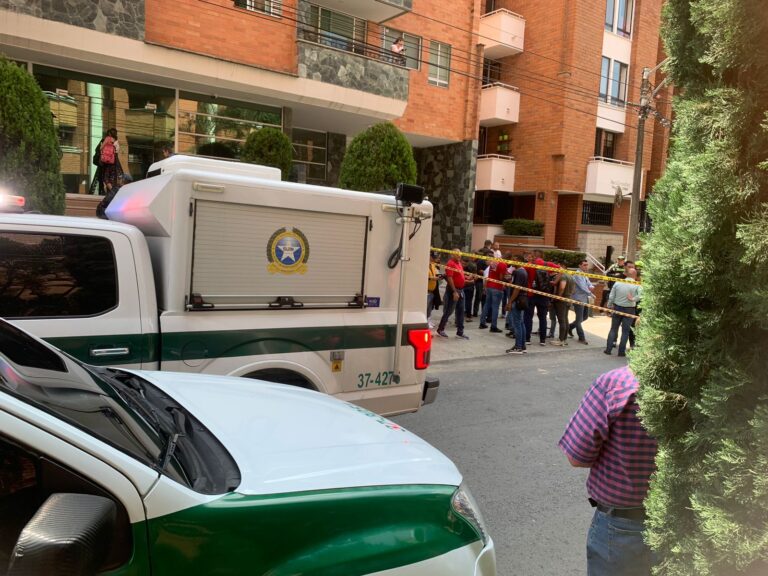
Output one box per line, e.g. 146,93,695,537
297,41,408,101
416,140,477,250
0,0,144,40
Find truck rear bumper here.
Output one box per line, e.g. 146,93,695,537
422,376,440,405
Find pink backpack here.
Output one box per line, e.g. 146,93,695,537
100,136,116,165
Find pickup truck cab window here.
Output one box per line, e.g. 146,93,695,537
0,231,117,318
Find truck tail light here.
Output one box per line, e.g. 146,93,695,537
0,193,25,211
407,328,431,370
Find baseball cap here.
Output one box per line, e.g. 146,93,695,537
617,254,626,260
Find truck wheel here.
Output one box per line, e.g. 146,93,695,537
244,369,316,391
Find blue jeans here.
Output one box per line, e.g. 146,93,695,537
606,305,636,355
587,509,652,576
569,302,588,341
437,290,465,335
510,305,526,350
525,295,549,343
481,288,503,329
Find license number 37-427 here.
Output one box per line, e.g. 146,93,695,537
357,371,395,388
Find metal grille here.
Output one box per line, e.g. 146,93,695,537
582,201,613,226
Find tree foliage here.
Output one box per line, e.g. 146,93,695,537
339,122,416,192
633,1,768,574
0,56,64,214
240,127,293,180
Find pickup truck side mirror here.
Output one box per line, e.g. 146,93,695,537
7,493,116,576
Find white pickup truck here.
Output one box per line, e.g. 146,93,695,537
0,155,438,415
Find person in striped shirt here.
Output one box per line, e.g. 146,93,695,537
559,366,657,575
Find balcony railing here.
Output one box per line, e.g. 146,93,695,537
297,40,409,101
585,156,634,200
479,9,525,59
306,0,412,23
479,83,520,127
476,154,516,193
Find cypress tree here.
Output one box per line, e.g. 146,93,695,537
634,0,768,574
339,122,416,192
0,56,65,214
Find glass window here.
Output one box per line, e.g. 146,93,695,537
305,4,367,55
428,41,451,87
616,0,633,37
582,201,614,226
483,59,502,84
599,57,610,102
382,28,422,70
292,128,327,185
611,60,628,105
605,0,615,30
177,92,282,158
0,233,118,318
234,0,282,16
594,129,617,158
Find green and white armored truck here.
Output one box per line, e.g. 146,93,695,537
0,320,495,575
0,155,437,416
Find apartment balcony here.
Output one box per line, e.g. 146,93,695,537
309,0,411,23
596,101,627,133
297,40,409,101
476,154,516,193
479,83,520,127
585,156,634,201
479,9,525,60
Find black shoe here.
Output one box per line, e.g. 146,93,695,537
489,327,503,333
478,324,488,329
617,352,626,357
603,350,612,355
506,331,515,338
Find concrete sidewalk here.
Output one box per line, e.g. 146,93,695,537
430,308,621,364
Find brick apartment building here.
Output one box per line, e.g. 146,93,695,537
0,0,483,247
473,0,671,261
0,0,669,256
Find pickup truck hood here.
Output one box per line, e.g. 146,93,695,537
135,371,461,495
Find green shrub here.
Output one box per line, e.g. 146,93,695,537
197,141,236,159
339,122,416,192
502,218,544,236
240,127,293,180
0,56,64,214
542,249,585,268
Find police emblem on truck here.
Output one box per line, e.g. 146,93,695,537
267,227,310,274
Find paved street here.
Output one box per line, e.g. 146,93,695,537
394,311,631,575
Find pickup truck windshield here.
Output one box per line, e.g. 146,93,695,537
0,321,240,495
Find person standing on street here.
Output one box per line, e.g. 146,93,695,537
436,249,469,339
604,264,640,357
568,259,595,344
462,258,477,321
551,265,575,346
504,264,528,354
479,255,508,333
559,366,657,575
426,251,440,329
601,255,627,311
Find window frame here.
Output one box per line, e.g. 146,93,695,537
428,40,451,88
610,60,629,106
581,200,614,227
307,4,368,56
291,127,328,185
382,27,422,70
605,0,633,37
234,0,282,17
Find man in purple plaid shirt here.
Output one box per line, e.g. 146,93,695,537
559,366,657,575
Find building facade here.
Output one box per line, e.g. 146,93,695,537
473,0,670,261
0,0,482,247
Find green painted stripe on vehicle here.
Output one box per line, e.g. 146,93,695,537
45,324,427,366
147,484,480,576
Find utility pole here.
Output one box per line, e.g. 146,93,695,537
626,59,670,261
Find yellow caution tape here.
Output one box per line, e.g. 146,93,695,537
431,247,640,286
442,265,640,320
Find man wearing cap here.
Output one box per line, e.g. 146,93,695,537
559,366,657,575
601,255,627,311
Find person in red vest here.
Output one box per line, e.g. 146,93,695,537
436,249,469,340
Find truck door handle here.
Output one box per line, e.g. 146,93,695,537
90,347,130,358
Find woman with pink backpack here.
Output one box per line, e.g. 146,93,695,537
95,128,124,218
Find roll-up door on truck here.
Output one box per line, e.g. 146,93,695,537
190,200,368,309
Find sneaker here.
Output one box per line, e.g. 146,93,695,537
617,352,626,357
489,327,503,333
539,341,548,346
506,331,515,338
437,330,448,338
478,324,488,329
550,341,564,347
579,339,589,345
428,322,435,330
521,348,528,354
568,332,574,339
456,333,470,340
603,349,612,355
505,347,524,355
